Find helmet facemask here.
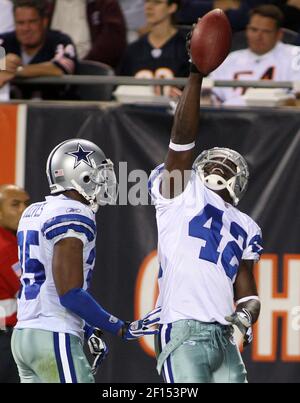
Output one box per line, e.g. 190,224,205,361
193,148,249,206
71,159,117,213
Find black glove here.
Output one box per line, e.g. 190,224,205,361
87,328,108,375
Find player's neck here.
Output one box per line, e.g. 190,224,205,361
148,21,177,48
62,190,89,206
213,189,233,206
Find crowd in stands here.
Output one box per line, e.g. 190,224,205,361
0,0,300,103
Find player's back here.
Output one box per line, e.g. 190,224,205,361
16,195,96,339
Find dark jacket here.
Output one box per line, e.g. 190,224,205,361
47,0,127,69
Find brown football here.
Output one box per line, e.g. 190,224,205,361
190,9,232,75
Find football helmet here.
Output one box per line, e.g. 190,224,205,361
46,139,117,212
193,147,249,206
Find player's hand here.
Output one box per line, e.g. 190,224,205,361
225,308,253,347
87,328,108,375
186,21,202,73
186,23,197,63
122,307,161,341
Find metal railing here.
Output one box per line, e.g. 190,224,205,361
12,75,296,89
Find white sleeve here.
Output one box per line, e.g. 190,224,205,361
242,220,263,261
41,203,96,246
148,164,194,211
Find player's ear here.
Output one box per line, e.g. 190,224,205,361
168,2,178,15
42,17,49,30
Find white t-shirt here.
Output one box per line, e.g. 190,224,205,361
149,166,263,325
16,195,96,339
51,0,91,59
0,0,14,34
211,42,300,105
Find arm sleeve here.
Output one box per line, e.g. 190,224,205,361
60,288,124,335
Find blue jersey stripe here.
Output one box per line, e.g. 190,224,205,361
45,224,95,242
53,332,66,383
42,214,96,235
148,163,165,191
65,334,77,383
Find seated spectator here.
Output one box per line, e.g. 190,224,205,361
47,0,127,69
0,0,77,100
210,5,300,105
120,0,189,97
0,0,14,34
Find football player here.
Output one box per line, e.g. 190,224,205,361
149,41,263,383
11,139,161,383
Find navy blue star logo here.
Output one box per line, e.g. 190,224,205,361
66,144,95,168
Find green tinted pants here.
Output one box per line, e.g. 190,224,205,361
155,320,247,383
11,328,94,383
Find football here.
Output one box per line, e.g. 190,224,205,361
190,9,232,75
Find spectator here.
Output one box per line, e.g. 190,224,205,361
0,0,14,34
210,5,300,105
47,0,127,69
0,0,77,100
120,0,189,97
0,184,29,383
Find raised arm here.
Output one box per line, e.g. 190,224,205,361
161,71,204,199
161,10,232,199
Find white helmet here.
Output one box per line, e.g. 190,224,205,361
46,139,117,212
193,147,249,206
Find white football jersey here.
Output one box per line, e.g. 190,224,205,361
149,166,263,325
211,42,300,105
16,195,96,339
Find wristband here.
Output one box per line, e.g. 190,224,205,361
169,141,195,152
236,295,260,305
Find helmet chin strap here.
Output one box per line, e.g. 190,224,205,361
201,173,239,206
